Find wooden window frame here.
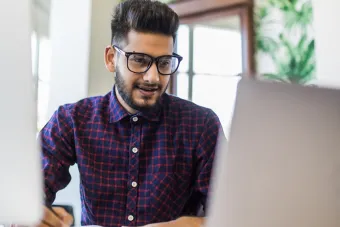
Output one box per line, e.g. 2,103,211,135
168,0,255,95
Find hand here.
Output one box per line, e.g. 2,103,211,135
123,216,204,227
36,206,74,227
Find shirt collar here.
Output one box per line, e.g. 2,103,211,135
109,86,163,123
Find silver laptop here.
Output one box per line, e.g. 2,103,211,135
206,78,340,227
0,0,43,225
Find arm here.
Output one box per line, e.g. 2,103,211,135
39,105,77,205
180,110,224,226
147,110,223,227
193,109,224,212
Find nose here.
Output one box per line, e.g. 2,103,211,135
143,62,160,83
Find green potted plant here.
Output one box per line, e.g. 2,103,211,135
255,0,315,85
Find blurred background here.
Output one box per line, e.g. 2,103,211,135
31,0,339,225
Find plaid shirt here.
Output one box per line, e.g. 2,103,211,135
40,88,222,227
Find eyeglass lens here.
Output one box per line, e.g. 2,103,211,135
128,53,179,74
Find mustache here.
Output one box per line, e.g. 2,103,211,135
135,83,161,90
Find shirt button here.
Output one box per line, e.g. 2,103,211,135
132,116,138,122
131,181,138,188
128,215,134,221
132,147,138,153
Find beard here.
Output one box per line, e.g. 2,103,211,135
115,67,167,112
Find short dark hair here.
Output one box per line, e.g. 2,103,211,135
111,0,179,46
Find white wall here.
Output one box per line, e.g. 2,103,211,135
32,0,50,38
48,0,92,116
312,0,340,87
87,0,117,97
48,0,92,225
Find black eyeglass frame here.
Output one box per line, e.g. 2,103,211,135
113,45,183,75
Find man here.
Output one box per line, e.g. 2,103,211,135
39,0,224,227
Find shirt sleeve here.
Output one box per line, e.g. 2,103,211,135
193,109,226,214
39,105,77,205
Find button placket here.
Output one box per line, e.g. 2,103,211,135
126,119,141,226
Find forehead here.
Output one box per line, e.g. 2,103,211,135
123,30,174,56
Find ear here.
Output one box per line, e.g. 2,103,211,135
104,45,116,72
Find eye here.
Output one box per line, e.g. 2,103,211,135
159,58,172,68
130,54,150,66
133,57,146,63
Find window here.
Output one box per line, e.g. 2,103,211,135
37,37,51,130
169,0,256,138
31,34,52,130
31,0,51,131
175,16,243,137
31,32,38,78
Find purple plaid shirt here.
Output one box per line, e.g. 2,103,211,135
40,88,222,227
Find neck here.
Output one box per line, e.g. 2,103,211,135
115,87,138,114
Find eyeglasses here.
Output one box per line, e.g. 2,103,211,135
113,45,183,75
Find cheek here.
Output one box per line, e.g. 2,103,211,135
118,67,138,88
160,76,171,89
125,74,137,87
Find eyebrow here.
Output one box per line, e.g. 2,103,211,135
114,45,175,57
130,50,173,57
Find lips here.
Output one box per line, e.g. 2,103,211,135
138,86,158,92
136,85,159,96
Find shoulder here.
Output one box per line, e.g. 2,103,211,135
54,92,111,122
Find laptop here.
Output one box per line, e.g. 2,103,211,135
0,0,43,225
206,78,340,227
